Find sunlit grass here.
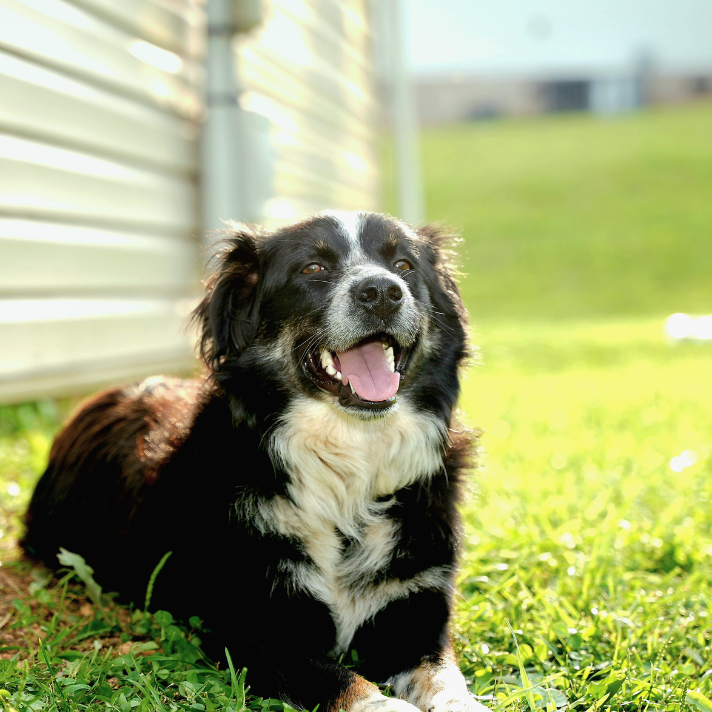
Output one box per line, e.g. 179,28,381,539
0,401,67,563
452,318,712,708
422,103,712,320
415,104,712,708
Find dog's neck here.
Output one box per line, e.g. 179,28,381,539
266,396,447,534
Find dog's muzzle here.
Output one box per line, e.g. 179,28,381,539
301,334,411,411
354,275,404,320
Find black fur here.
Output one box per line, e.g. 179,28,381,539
23,212,477,712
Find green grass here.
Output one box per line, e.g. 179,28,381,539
419,104,712,709
422,103,712,319
453,318,712,709
0,401,68,563
2,104,712,710
0,557,287,712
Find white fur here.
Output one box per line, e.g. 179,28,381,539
268,397,446,532
261,397,450,654
352,690,422,712
388,657,490,712
322,210,364,252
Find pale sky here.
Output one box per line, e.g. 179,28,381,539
404,0,712,76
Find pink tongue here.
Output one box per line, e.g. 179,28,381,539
337,341,400,402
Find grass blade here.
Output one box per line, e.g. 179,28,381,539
505,620,537,712
144,551,173,612
225,647,247,710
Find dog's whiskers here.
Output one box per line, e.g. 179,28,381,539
294,327,330,353
420,305,460,343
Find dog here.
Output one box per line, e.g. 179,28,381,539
22,211,488,712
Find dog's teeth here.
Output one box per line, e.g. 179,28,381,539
325,364,337,376
335,371,342,381
385,346,395,372
350,382,356,394
382,341,388,351
320,349,335,369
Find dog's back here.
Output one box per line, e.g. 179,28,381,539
23,377,210,603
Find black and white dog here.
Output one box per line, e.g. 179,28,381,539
23,211,487,712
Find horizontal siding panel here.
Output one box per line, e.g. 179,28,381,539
264,196,343,222
0,0,202,118
247,91,379,195
270,141,378,192
239,49,376,140
273,152,376,199
0,219,197,295
236,0,380,220
0,0,206,404
0,297,198,393
273,0,371,72
271,164,374,210
0,133,198,231
243,90,377,170
68,0,205,60
0,52,197,173
0,354,197,404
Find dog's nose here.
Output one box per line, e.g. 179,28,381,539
354,275,403,318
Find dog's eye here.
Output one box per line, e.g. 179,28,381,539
394,260,412,271
302,263,324,274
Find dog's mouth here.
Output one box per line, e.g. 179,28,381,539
301,334,409,410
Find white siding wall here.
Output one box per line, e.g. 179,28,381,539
0,0,383,404
236,0,381,223
0,0,205,403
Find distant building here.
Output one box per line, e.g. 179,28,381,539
407,0,712,124
415,70,712,125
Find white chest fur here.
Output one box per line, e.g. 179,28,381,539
263,398,449,653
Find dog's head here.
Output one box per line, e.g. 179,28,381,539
194,211,468,420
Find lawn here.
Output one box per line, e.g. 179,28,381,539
454,318,712,709
425,103,712,709
1,103,712,710
423,102,712,320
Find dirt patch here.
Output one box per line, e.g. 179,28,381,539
0,558,133,660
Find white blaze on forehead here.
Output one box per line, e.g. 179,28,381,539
322,210,363,251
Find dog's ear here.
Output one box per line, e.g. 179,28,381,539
417,224,468,324
193,228,261,373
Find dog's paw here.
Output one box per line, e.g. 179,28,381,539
355,693,423,712
428,695,491,712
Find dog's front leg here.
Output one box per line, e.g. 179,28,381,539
335,676,430,712
267,658,423,712
386,647,489,712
